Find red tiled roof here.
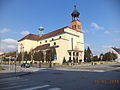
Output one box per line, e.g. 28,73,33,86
33,44,59,51
39,26,68,40
18,26,68,42
18,34,40,42
34,44,50,51
112,47,120,54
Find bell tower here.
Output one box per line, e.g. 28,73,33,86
70,5,82,32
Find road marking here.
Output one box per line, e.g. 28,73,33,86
1,82,39,89
9,80,35,85
22,85,50,90
47,88,61,90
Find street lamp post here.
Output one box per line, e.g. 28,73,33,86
20,43,24,63
9,56,11,71
14,50,18,74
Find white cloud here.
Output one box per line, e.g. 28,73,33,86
21,31,30,35
0,28,10,34
91,22,104,30
0,38,17,52
1,38,17,44
104,31,110,34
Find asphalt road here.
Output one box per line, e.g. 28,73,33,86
0,63,120,90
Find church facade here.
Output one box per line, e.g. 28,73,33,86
18,6,84,64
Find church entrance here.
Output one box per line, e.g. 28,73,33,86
68,50,82,63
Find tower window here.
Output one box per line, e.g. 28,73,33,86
59,36,61,39
54,42,56,45
74,25,76,29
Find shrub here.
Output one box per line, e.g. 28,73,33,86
0,66,5,70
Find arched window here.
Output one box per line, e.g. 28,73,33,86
74,25,76,29
52,38,54,41
40,42,42,44
54,42,56,45
45,40,47,42
59,36,61,39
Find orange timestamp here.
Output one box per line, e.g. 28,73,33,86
94,80,119,84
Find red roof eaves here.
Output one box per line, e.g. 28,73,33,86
18,26,68,42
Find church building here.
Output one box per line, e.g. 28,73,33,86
18,6,84,64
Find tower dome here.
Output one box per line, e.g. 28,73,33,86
71,5,80,20
38,26,44,36
70,5,82,32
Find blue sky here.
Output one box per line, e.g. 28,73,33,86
0,0,120,54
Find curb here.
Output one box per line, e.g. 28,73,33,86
17,72,32,77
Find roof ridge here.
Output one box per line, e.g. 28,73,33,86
18,26,68,42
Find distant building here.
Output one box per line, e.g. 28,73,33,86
18,6,84,64
0,51,4,63
110,47,120,62
0,51,4,55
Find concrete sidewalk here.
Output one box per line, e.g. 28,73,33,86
53,63,120,72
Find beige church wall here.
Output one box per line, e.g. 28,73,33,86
37,33,67,64
37,33,65,47
64,28,84,62
54,39,69,64
18,39,38,53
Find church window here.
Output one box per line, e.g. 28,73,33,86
54,42,56,45
59,36,61,39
